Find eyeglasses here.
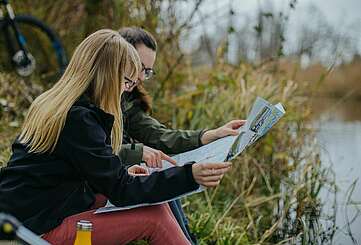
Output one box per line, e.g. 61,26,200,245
124,63,155,90
141,63,155,80
124,76,137,90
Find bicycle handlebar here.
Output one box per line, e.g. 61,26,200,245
0,212,51,245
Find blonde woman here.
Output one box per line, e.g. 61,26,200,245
0,29,232,245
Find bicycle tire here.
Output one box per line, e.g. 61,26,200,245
0,14,67,81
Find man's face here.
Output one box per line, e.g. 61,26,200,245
124,43,156,92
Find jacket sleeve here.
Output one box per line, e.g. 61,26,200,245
119,143,143,166
56,107,199,207
127,109,206,154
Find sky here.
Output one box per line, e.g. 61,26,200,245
196,0,361,28
176,0,361,63
229,0,361,24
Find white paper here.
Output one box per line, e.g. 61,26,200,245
96,97,285,213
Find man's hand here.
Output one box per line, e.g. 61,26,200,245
192,162,232,187
142,145,177,168
201,120,246,145
127,164,150,176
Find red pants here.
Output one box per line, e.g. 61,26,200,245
43,195,190,245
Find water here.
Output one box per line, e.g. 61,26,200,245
313,98,361,244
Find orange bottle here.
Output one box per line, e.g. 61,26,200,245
73,220,92,245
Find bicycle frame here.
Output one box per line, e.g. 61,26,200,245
0,213,51,245
0,0,31,64
1,0,68,76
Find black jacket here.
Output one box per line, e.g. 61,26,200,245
0,95,199,235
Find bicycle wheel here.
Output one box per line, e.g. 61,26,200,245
0,15,67,83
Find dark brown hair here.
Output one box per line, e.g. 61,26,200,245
119,27,157,51
119,27,157,112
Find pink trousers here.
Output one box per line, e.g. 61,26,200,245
42,195,190,245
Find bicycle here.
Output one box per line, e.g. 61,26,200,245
0,0,67,79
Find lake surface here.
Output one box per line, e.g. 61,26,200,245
313,98,361,244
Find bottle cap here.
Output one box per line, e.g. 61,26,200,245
76,220,92,231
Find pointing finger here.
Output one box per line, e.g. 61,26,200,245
161,152,177,166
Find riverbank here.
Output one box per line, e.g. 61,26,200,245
315,116,361,244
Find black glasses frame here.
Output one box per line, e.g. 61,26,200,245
124,76,137,89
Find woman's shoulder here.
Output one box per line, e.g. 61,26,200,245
67,105,99,125
69,95,114,124
64,101,115,137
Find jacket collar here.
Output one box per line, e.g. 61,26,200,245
74,94,115,134
121,91,143,115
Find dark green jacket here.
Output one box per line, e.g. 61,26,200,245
120,92,205,165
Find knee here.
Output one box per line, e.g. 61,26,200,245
141,204,172,226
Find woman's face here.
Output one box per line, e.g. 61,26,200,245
123,43,156,92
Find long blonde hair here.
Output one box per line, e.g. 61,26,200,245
19,29,141,154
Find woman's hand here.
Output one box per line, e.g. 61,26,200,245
201,120,246,145
128,164,150,176
142,145,177,168
192,162,232,187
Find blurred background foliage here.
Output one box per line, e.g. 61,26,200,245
1,0,358,244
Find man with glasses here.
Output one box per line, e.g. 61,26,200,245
119,27,244,244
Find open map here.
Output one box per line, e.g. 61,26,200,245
96,97,285,213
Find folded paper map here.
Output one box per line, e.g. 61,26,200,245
96,97,285,213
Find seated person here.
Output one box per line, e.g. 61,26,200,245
0,29,232,245
118,27,245,244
